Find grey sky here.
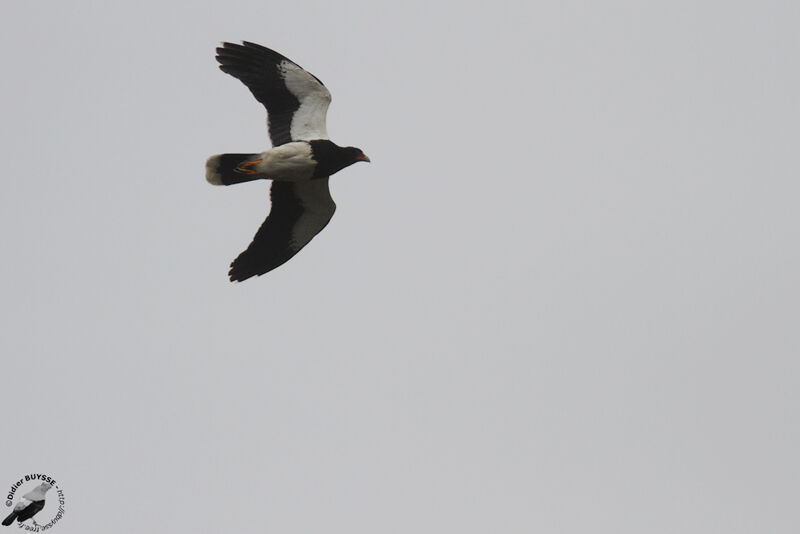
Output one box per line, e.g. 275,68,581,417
1,1,798,532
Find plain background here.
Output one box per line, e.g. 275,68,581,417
1,1,798,532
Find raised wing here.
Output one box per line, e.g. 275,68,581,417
216,41,331,146
228,180,336,281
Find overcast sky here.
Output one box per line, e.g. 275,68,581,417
1,1,798,533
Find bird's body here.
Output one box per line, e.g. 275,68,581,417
2,483,51,526
207,140,365,185
206,41,369,282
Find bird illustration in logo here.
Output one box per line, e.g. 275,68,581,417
2,482,52,526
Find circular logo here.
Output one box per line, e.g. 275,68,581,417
3,474,65,530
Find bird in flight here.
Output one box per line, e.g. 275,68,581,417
206,41,370,282
2,483,52,526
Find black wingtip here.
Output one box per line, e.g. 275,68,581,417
228,265,256,283
228,255,256,282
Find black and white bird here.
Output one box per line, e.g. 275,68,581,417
2,483,51,526
206,41,370,282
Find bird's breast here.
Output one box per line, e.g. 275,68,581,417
256,142,316,181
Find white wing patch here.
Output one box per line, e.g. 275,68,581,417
279,60,331,141
289,179,336,251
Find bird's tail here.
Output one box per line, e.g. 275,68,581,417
2,511,17,526
206,153,265,186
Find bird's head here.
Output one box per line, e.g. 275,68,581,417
345,146,370,164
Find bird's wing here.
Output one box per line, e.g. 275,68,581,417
215,41,332,147
16,500,44,522
228,179,336,281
